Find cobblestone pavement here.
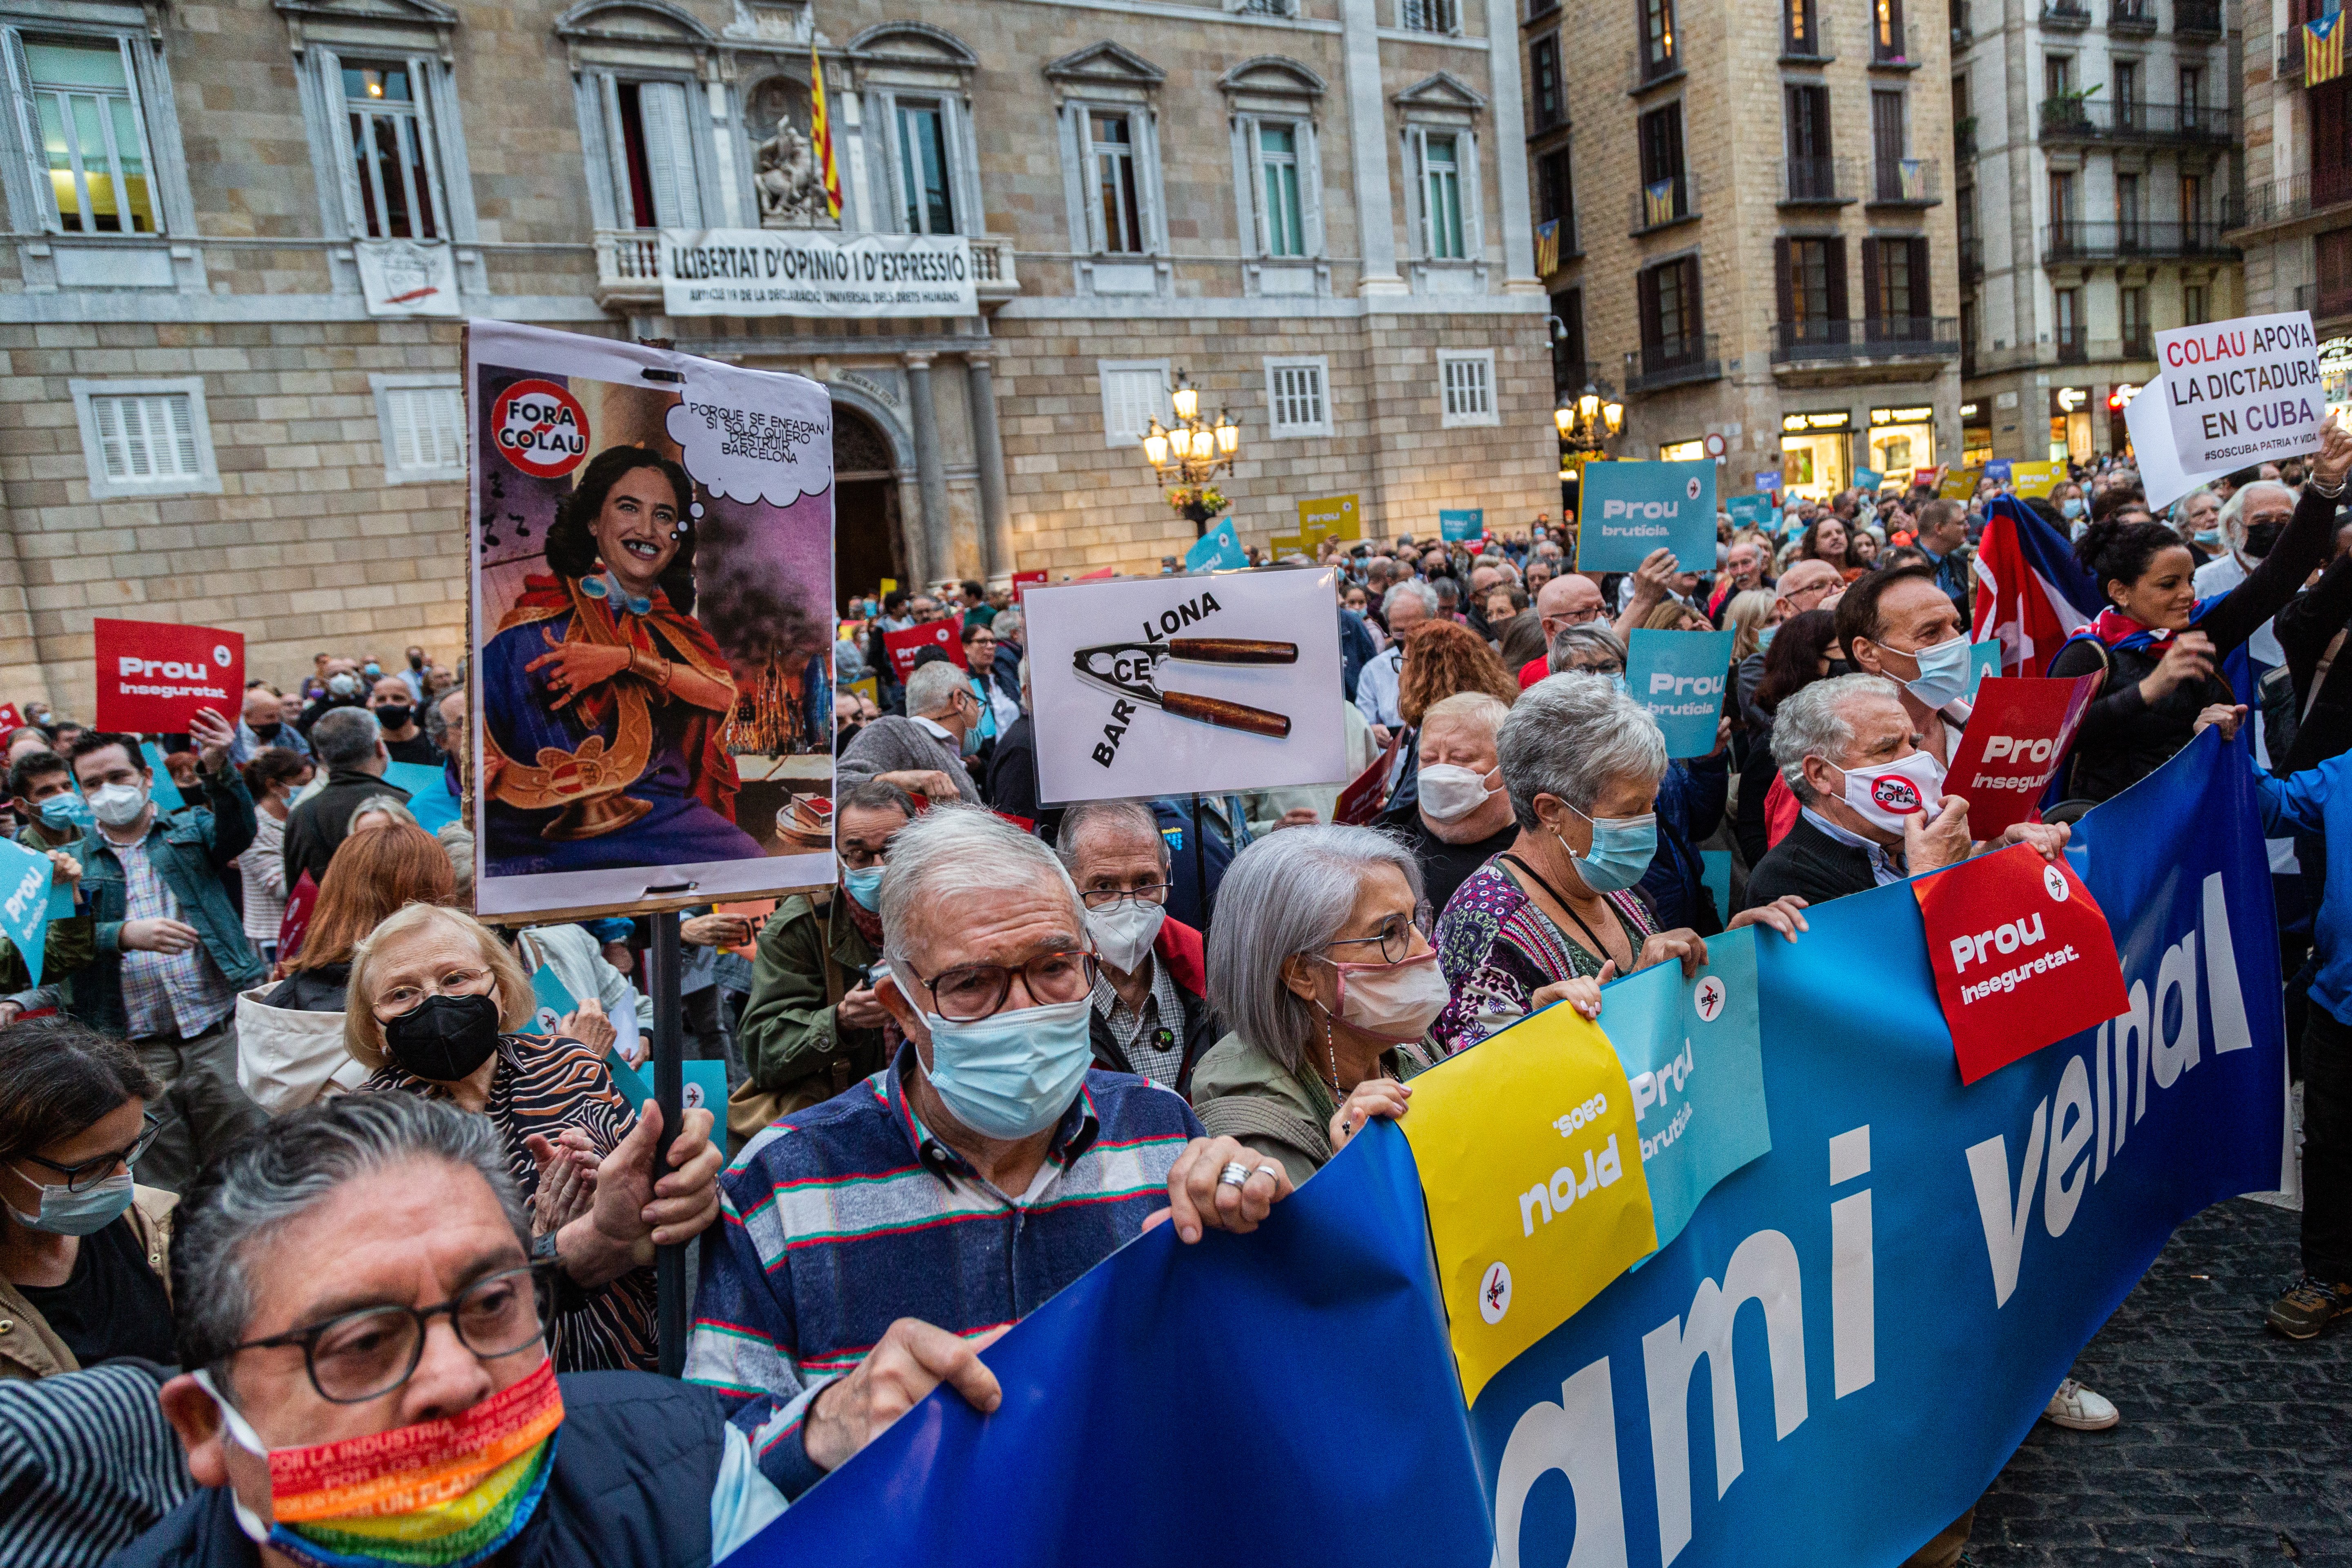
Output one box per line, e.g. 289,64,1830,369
1971,1199,2352,1566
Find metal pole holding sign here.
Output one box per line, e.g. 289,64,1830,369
649,909,686,1378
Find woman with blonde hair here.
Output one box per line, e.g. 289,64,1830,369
1723,588,1776,664
345,901,724,1373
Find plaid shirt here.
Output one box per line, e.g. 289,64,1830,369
113,829,236,1039
686,1045,1202,1499
1091,954,1187,1087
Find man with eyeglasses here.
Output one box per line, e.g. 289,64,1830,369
1056,799,1214,1094
133,1092,971,1567
688,805,1292,1499
735,780,916,1129
1517,573,1608,687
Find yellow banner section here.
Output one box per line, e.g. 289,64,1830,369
1267,532,1304,557
1399,1006,1657,1404
1938,466,1982,500
2009,459,2067,499
1297,493,1360,546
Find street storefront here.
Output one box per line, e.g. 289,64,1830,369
1780,408,1854,501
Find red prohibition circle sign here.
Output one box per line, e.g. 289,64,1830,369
490,378,590,479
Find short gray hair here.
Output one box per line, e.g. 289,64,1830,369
437,822,475,900
349,793,419,831
879,803,1082,971
1054,799,1167,875
903,660,968,719
1548,621,1627,675
1770,672,1906,804
1497,674,1666,829
1206,825,1424,1074
2219,479,2296,553
1383,579,1439,619
172,1093,525,1385
993,610,1024,639
311,705,383,768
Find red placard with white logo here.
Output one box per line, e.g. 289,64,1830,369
881,621,963,682
1941,675,2096,838
1913,843,2129,1085
92,618,243,733
1011,570,1048,602
0,705,22,733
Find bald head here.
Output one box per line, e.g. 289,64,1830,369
1537,574,1606,637
1772,559,1842,619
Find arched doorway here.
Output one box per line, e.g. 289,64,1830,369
832,406,903,609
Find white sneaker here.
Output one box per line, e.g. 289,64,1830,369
2041,1377,2120,1431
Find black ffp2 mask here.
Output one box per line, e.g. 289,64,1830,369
384,991,502,1081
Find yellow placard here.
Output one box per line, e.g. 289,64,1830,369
2009,459,2066,499
1267,532,1304,557
1938,466,1982,500
1397,1005,1658,1404
843,676,878,706
1297,493,1360,545
878,577,898,595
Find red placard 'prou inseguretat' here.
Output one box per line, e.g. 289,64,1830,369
92,618,244,733
1940,674,2097,838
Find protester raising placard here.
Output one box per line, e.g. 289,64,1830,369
1576,459,1716,572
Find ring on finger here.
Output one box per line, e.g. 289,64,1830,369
1252,1163,1282,1184
1217,1160,1251,1188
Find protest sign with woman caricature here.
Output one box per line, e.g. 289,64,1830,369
465,321,834,917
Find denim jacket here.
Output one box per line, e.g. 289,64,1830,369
69,765,265,1036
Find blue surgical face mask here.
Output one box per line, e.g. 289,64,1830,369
842,864,885,911
1757,625,1779,653
2061,498,2086,519
1554,802,1658,895
920,995,1096,1140
6,1166,134,1236
37,794,87,829
1898,633,1973,710
2194,528,2222,548
1607,671,1630,695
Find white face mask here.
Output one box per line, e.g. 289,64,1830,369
1417,763,1498,822
87,780,150,828
1084,898,1166,974
1825,748,1946,835
1331,952,1452,1041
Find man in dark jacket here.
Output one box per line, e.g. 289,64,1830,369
66,717,267,1192
1056,800,1215,1094
129,1094,989,1568
280,705,409,888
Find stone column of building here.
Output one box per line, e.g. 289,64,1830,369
1341,0,1405,295
966,352,1013,581
1483,0,1542,296
903,351,953,586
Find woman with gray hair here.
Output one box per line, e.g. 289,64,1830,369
1547,621,1628,682
1191,826,1445,1184
1429,675,1806,1054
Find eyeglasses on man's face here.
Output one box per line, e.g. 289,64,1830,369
225,1263,554,1404
908,950,1100,1022
1079,882,1172,911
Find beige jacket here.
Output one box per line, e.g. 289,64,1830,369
0,1185,176,1381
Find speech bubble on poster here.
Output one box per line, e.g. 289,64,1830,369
92,618,243,733
1576,460,1716,572
1026,568,1346,804
1942,675,2096,838
1627,628,1735,758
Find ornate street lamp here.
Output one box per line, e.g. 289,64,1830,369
1140,369,1243,534
1554,384,1624,457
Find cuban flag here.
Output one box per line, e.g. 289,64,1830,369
1970,494,2099,677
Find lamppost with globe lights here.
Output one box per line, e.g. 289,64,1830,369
1139,370,1241,535
1554,385,1624,457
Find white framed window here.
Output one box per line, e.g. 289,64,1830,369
372,374,464,484
69,377,220,499
1086,108,1148,254
1256,122,1306,257
1098,359,1173,447
893,97,958,235
1264,356,1332,437
1401,0,1461,31
1437,350,1498,428
579,73,704,230
5,33,163,234
1420,133,1465,259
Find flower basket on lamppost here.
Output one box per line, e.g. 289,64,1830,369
1140,370,1241,536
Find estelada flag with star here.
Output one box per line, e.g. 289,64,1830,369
809,42,842,218
2307,9,2345,87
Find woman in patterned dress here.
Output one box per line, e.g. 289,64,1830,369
1430,675,1809,1056
343,903,724,1372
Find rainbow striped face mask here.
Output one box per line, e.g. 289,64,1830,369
191,1357,564,1568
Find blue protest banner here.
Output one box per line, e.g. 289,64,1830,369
1182,518,1247,572
1723,494,1776,532
1966,638,2002,701
1984,458,2014,483
382,760,460,833
608,1051,727,1120
731,730,2278,1568
1854,466,1886,493
1587,928,1771,1257
1699,848,1731,925
0,837,53,989
528,962,577,1036
1578,461,1717,572
140,742,185,812
1439,508,1486,541
1754,470,1782,494
1627,628,1735,758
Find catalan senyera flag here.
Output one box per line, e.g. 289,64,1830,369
2307,10,2345,87
808,42,842,219
1533,218,1559,276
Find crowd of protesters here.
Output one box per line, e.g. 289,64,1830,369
0,419,2346,1568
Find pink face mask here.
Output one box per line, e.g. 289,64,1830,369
1328,951,1451,1042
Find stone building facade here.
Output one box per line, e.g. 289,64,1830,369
0,0,1553,715
1952,0,2244,464
1524,0,1963,506
2226,0,2350,409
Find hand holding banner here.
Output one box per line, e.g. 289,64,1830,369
1628,628,1735,758
1577,460,1716,572
1941,674,2096,837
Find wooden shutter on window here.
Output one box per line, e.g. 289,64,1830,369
1906,237,1930,321
1638,265,1662,352
1682,256,1704,343
1861,239,1881,325
1774,237,1795,329
1826,236,1849,322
